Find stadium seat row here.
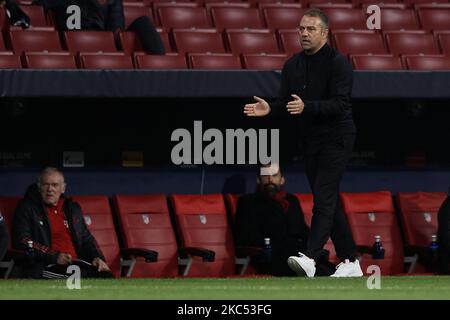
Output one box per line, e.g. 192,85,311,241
1,4,450,32
0,191,446,278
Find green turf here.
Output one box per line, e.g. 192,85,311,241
1,276,450,300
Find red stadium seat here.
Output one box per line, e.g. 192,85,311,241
113,194,179,277
226,30,280,54
211,8,265,31
71,196,121,278
158,7,212,31
80,53,134,69
279,29,302,55
333,31,387,56
0,7,7,31
402,0,448,8
169,194,236,277
385,31,440,56
340,191,404,275
378,9,420,31
12,5,51,30
9,30,63,54
0,32,6,51
437,32,450,55
224,193,240,222
294,194,339,264
24,52,77,69
205,2,251,14
263,7,306,31
173,29,226,53
351,54,403,70
136,53,187,69
0,53,22,68
65,31,118,54
189,53,242,69
321,8,366,30
360,2,406,10
417,6,450,32
0,196,21,278
242,53,287,70
311,3,353,9
249,0,298,7
123,6,154,29
397,192,447,273
404,55,450,70
120,30,172,54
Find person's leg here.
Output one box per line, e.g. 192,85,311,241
306,135,357,262
127,16,165,54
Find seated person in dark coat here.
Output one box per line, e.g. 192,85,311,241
234,164,334,276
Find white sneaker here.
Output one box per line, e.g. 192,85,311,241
330,259,364,277
287,252,316,278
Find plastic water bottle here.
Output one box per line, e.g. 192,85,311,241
26,240,34,260
263,238,272,263
429,234,439,271
372,235,385,259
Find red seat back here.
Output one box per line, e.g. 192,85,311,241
173,29,226,53
405,55,450,70
188,53,242,69
65,31,117,54
351,54,403,70
385,31,439,56
71,196,121,278
0,197,21,233
211,8,265,31
80,53,134,69
379,9,420,31
263,8,305,31
24,52,77,69
242,53,287,70
333,31,387,56
226,30,280,54
113,194,179,277
136,54,187,69
170,194,235,277
10,30,63,54
340,191,404,275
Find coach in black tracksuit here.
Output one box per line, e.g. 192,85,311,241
12,168,110,278
244,8,358,274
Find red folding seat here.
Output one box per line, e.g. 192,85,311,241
80,53,134,69
24,52,77,69
0,7,7,31
173,29,226,53
120,30,172,54
333,31,387,56
437,32,450,55
340,191,404,275
113,194,179,277
321,8,366,30
15,5,51,29
385,31,440,56
205,2,251,14
197,0,242,5
311,3,353,9
397,192,447,273
123,6,154,29
378,9,420,31
65,31,118,54
211,8,265,31
249,0,297,7
351,54,403,70
71,196,122,278
158,7,212,31
242,53,287,70
169,194,236,277
307,0,348,4
227,30,279,54
279,29,302,55
0,53,22,68
294,194,339,264
263,8,306,31
136,53,187,69
360,2,406,10
402,0,447,8
188,53,242,69
405,55,450,70
0,196,21,278
417,6,450,31
10,30,63,54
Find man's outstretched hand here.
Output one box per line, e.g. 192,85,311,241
244,96,270,117
286,94,305,115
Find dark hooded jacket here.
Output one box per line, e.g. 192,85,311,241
12,184,104,278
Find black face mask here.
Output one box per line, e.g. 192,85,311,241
261,183,280,198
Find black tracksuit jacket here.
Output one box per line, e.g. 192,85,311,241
271,43,356,142
12,184,104,278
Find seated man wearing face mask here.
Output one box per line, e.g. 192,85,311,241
234,164,334,276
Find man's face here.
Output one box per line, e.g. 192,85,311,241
257,169,285,197
39,172,65,206
299,15,328,55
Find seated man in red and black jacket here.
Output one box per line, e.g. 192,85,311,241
234,164,334,276
12,167,112,279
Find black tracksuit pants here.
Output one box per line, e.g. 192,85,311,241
303,134,358,262
127,16,165,55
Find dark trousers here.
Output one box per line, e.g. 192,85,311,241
42,264,113,279
127,16,165,55
303,134,357,262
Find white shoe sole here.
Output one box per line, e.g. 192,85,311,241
287,257,314,278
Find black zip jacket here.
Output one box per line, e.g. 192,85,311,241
271,43,356,141
0,214,8,262
12,184,104,278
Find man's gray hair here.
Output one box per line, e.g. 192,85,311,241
303,8,329,29
37,167,65,185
